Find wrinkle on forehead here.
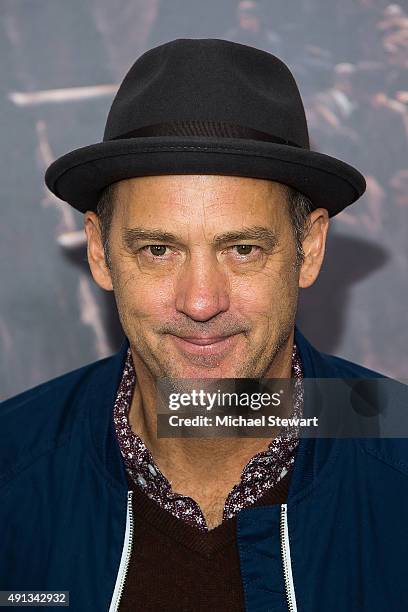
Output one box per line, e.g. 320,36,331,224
112,174,290,241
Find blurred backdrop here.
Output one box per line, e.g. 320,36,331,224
1,0,407,399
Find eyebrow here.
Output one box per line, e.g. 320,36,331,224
122,226,279,250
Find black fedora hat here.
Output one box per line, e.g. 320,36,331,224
45,38,366,217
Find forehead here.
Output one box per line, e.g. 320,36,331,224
111,175,290,229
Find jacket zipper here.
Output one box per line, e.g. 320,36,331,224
109,490,134,612
109,494,295,611
280,503,298,612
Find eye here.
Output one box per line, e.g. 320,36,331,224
232,245,257,256
145,245,168,256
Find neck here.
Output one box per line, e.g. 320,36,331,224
127,329,295,513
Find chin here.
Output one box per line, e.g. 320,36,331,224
163,362,237,381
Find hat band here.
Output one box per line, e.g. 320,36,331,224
111,120,301,148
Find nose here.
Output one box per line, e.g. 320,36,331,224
175,252,230,321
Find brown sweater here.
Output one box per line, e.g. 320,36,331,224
118,468,291,611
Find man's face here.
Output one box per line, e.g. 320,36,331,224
88,175,320,380
103,175,300,379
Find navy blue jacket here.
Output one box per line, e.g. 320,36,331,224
1,327,408,611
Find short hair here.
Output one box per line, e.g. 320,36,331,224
96,181,313,269
96,182,117,269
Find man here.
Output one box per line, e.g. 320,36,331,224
223,0,284,57
1,38,407,612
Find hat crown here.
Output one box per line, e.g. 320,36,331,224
103,38,310,149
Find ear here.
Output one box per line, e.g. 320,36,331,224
84,211,113,291
298,208,329,289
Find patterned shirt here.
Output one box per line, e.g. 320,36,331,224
113,344,303,531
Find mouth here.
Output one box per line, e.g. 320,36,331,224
168,333,241,356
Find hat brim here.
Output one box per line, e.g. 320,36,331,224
44,136,366,217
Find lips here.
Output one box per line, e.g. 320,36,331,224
175,336,230,346
169,333,240,357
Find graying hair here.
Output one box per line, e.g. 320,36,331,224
96,182,117,269
96,181,313,269
285,185,313,267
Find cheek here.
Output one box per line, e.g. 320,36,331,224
114,267,173,322
231,259,298,320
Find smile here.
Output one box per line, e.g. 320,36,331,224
169,333,240,356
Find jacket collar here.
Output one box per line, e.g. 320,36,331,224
87,337,130,492
289,325,341,500
294,325,335,378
